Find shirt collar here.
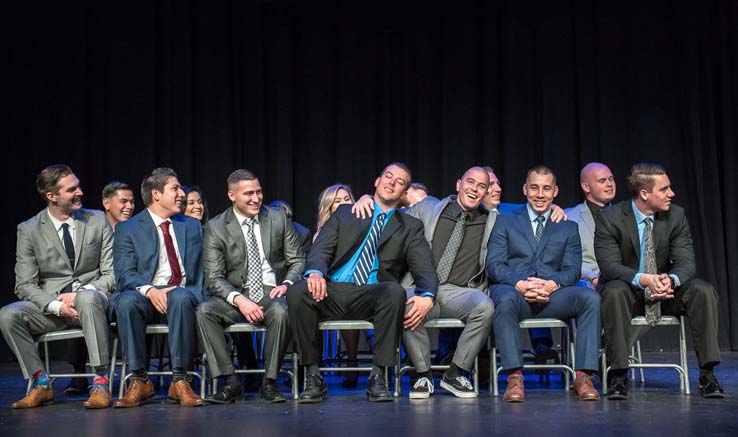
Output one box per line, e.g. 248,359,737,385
146,208,171,227
47,209,75,231
631,200,654,224
233,207,259,226
526,204,552,223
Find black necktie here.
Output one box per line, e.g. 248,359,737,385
61,223,75,267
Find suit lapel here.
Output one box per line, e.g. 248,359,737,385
171,218,187,262
580,203,595,237
425,197,449,241
378,212,401,247
40,209,72,270
515,208,537,253
259,207,272,260
623,203,641,260
72,210,86,271
225,209,247,260
534,216,555,257
139,211,160,262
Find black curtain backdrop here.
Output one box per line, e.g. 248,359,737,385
3,0,737,360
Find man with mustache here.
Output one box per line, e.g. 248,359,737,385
595,163,724,399
110,167,206,408
287,162,437,403
0,164,115,408
102,181,135,231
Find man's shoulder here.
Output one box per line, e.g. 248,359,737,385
77,208,107,225
18,209,46,231
563,202,584,219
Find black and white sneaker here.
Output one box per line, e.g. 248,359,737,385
440,374,477,398
409,377,434,399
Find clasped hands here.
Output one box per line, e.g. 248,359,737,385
639,273,675,300
233,284,289,323
515,278,559,302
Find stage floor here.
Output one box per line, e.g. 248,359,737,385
1,352,736,436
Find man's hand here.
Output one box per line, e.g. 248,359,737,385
515,280,547,302
404,296,434,330
56,292,77,307
591,276,600,288
639,274,675,300
351,195,375,219
234,295,265,323
307,273,327,302
269,284,289,299
58,302,79,320
146,286,175,315
549,204,568,223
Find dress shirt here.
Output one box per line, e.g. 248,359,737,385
137,209,186,296
630,201,680,288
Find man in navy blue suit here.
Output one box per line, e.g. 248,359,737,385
486,165,601,402
111,167,205,408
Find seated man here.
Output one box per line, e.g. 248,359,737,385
197,169,305,403
595,163,724,399
565,163,616,289
0,165,115,409
287,162,438,403
486,165,601,402
111,167,206,408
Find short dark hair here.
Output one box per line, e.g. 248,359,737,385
526,165,557,185
379,162,412,187
227,169,259,188
627,163,667,197
408,182,428,194
141,167,178,206
269,200,293,220
102,180,132,200
36,164,74,201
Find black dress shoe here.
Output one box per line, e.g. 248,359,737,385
64,377,89,396
298,374,327,403
205,383,244,404
366,374,393,402
606,375,628,400
261,381,286,403
699,374,725,399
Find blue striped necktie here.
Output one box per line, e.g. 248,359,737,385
353,212,387,285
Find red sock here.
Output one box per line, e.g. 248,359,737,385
93,376,109,386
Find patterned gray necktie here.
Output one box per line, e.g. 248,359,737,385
534,215,545,243
643,217,661,326
353,212,387,285
244,218,264,302
436,213,467,284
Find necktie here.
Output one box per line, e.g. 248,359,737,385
61,223,75,268
244,218,264,302
534,215,545,242
160,221,183,286
436,212,467,284
353,212,387,285
643,217,661,326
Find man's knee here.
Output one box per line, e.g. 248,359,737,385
168,287,198,311
600,280,631,306
75,289,108,311
114,291,146,314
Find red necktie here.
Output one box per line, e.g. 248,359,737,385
160,221,183,286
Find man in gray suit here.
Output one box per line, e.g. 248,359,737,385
197,169,305,403
401,167,495,399
564,162,616,288
0,165,115,409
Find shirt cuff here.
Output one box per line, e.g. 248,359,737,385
137,285,154,297
79,283,96,291
227,291,243,306
632,273,643,289
304,270,323,279
282,280,294,286
46,300,63,316
417,291,435,301
669,274,681,288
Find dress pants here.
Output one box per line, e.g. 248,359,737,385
197,287,290,380
491,284,601,371
600,278,720,371
111,288,198,371
403,284,493,373
287,280,406,368
0,290,110,379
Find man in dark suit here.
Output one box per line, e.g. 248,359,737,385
486,165,601,402
111,167,205,408
0,165,115,409
287,162,438,403
197,170,305,403
595,163,724,399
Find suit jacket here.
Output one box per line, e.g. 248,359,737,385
15,208,115,311
308,204,438,295
594,201,696,284
203,206,306,300
113,210,205,303
564,202,599,281
486,206,582,287
401,195,497,291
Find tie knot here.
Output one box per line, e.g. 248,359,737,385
160,221,170,232
61,223,70,230
644,217,653,227
377,212,387,222
245,217,256,228
535,215,545,224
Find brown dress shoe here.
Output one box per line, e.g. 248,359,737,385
114,378,155,408
573,373,601,401
503,375,525,402
168,378,204,407
84,385,113,409
12,385,54,409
